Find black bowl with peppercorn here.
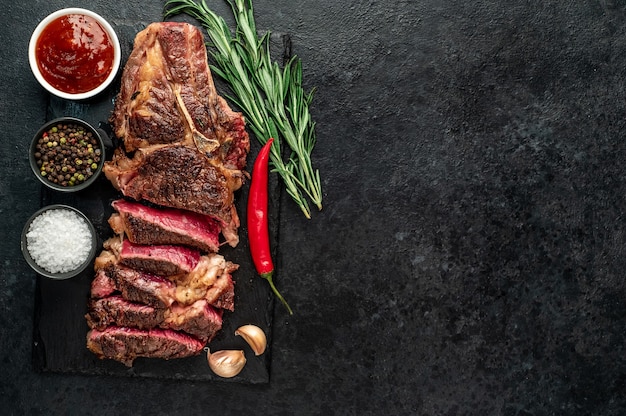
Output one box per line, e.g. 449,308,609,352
29,117,106,192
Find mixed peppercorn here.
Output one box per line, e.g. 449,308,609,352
34,123,102,187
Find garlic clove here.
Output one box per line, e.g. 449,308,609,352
235,324,267,356
207,349,246,378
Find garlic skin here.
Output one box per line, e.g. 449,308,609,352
235,324,267,355
207,349,246,378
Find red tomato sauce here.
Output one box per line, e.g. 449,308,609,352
35,14,114,94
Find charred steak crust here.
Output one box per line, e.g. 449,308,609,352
121,145,233,217
205,274,235,312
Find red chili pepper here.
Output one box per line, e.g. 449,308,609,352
247,138,293,315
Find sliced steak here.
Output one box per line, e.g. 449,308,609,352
87,326,205,367
109,199,221,253
86,296,165,330
86,296,223,343
104,145,242,246
87,22,248,366
93,256,237,310
106,22,250,246
104,237,201,277
107,265,177,308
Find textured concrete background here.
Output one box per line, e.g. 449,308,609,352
2,1,626,414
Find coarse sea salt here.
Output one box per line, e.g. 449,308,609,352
26,208,93,274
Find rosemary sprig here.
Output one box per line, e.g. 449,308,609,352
164,0,323,218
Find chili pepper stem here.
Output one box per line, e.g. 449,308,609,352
262,271,293,315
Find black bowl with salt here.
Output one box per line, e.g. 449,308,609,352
21,204,98,279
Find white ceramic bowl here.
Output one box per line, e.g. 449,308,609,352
28,8,121,100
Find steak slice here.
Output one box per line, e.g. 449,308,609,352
86,296,165,330
164,300,223,342
104,145,242,247
94,256,237,310
110,22,249,171
107,265,177,308
109,199,221,252
120,242,199,276
86,296,223,343
104,238,201,277
87,326,205,367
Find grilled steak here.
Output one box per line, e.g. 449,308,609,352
87,326,205,367
94,254,236,311
86,296,223,343
111,266,177,308
109,199,221,252
88,22,246,366
104,237,201,277
104,145,242,246
110,22,249,170
86,295,166,330
163,300,223,342
105,22,250,246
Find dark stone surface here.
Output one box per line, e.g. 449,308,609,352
2,0,626,414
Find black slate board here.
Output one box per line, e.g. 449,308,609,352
31,22,288,384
